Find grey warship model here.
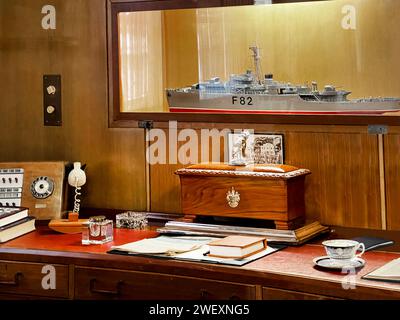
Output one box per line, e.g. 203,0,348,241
166,46,400,114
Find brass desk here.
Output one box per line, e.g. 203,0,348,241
0,227,399,300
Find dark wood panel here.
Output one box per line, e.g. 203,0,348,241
74,266,256,300
0,293,64,300
149,129,185,213
150,128,226,213
150,162,183,213
0,260,69,298
113,113,400,128
384,133,400,230
150,125,381,228
0,0,146,211
285,131,381,228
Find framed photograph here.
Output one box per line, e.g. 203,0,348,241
227,132,284,165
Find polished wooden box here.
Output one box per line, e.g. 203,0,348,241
176,163,311,230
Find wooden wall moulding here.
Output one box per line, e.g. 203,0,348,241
383,131,400,230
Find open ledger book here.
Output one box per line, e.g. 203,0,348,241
109,236,284,266
111,236,210,256
363,257,400,282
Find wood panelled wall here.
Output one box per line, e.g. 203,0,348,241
0,0,146,210
384,129,400,231
149,124,384,229
0,0,399,230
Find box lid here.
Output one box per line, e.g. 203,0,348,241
175,162,311,180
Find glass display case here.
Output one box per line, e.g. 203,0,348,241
108,0,400,125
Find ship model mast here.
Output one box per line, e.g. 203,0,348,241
249,45,262,84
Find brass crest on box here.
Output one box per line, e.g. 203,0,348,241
226,187,240,208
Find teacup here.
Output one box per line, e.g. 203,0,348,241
322,239,365,260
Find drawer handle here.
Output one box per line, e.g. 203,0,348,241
226,187,240,208
89,279,123,296
0,272,22,286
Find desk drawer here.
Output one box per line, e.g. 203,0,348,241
75,266,256,300
262,287,338,300
0,260,69,298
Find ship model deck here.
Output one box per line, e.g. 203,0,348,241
166,46,400,115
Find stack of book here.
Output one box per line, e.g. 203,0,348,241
207,235,267,259
0,207,35,243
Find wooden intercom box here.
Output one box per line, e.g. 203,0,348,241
176,163,311,230
0,161,68,220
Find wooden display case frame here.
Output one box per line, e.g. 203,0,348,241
107,0,400,128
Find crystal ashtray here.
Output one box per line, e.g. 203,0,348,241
116,211,148,230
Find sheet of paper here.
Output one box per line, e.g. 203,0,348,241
109,235,284,266
111,236,215,255
366,257,400,278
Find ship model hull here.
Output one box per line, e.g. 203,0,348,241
167,91,400,115
167,46,400,115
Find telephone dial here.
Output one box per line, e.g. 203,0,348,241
0,161,82,220
30,176,55,199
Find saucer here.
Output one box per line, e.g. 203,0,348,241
313,256,365,270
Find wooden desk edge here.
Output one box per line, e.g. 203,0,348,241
0,246,399,300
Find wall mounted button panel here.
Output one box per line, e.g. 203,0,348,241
43,75,62,126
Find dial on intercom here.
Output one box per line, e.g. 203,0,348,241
0,162,68,220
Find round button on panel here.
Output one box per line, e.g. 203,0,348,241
30,176,55,199
46,85,56,95
46,105,56,114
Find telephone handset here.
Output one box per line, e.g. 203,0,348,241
68,162,86,214
48,162,89,233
